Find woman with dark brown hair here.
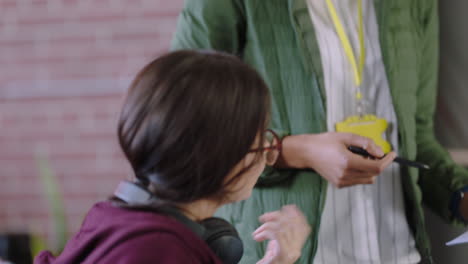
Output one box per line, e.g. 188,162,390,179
34,50,310,264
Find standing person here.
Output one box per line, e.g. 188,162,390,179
34,50,311,264
171,0,468,263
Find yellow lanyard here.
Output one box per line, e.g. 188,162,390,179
325,0,365,100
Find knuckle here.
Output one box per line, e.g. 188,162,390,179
342,157,351,169
337,171,346,180
362,140,370,149
287,251,301,262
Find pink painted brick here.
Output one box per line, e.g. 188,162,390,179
0,0,184,237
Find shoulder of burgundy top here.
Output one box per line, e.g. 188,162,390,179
34,201,222,264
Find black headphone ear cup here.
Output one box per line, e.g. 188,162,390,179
113,181,243,263
200,217,243,264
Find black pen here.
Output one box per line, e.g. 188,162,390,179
347,146,430,170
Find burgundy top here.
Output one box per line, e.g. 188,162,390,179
35,201,222,264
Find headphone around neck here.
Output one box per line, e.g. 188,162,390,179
113,181,243,264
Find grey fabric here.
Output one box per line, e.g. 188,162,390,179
430,1,468,263
435,1,468,148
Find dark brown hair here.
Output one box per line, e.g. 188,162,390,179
117,50,270,204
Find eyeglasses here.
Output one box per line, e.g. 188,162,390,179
249,129,281,165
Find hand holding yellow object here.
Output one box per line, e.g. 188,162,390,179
335,114,391,153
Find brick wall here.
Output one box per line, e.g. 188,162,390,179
0,0,184,248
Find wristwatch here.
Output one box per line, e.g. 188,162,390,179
450,186,468,222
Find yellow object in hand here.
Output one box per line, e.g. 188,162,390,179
335,115,391,154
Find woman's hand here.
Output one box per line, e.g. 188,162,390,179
277,132,396,188
253,205,311,264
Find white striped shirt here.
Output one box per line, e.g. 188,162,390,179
306,0,421,263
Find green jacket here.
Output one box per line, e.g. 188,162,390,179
171,0,468,263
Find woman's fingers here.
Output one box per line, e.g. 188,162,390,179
253,222,281,241
254,205,311,264
294,132,397,188
346,151,396,174
341,133,384,158
258,211,282,223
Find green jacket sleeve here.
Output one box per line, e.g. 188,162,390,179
171,0,246,54
171,1,294,187
416,0,468,225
